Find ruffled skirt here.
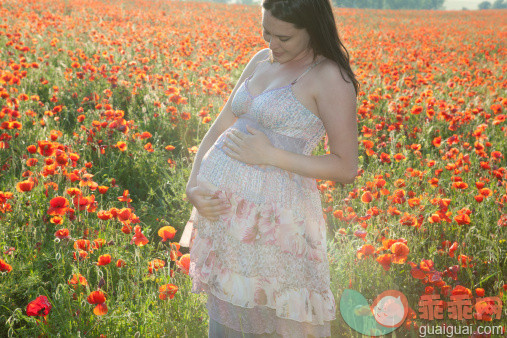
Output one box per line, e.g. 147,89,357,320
182,168,335,337
181,137,336,337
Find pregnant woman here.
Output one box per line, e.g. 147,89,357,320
181,0,359,337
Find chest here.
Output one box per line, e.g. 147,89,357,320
246,67,320,120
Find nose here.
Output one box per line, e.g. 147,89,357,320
269,38,279,50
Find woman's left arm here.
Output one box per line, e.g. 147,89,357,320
266,64,359,184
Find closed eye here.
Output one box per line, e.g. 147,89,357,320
263,30,290,42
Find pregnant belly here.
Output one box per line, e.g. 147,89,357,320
199,134,268,200
198,132,318,209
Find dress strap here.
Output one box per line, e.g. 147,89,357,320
246,57,270,81
291,57,325,85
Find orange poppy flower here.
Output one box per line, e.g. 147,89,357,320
376,254,391,271
37,140,56,157
98,186,109,194
448,242,458,258
458,254,473,268
97,210,112,220
116,141,127,151
96,254,111,266
16,180,35,192
92,238,106,249
26,158,38,167
356,244,375,259
360,191,373,203
148,258,165,274
170,242,183,261
176,254,190,275
117,190,132,203
158,226,176,242
390,242,409,264
74,239,91,252
87,290,106,304
66,188,82,196
454,214,471,225
475,288,485,297
131,225,148,246
68,273,88,288
159,284,178,300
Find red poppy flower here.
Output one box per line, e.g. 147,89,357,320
37,140,56,157
117,208,132,223
48,196,70,215
87,291,108,315
0,258,12,272
26,295,51,317
96,254,111,266
54,228,70,239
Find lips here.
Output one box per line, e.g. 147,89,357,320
272,51,283,57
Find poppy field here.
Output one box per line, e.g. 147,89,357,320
0,0,505,336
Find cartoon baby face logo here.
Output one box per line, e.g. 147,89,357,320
371,290,409,328
340,289,410,336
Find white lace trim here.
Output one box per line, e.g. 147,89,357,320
206,293,332,338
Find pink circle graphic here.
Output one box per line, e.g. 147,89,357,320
371,290,409,328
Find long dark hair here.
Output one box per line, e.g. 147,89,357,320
262,0,359,96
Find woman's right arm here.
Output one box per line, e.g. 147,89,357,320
185,48,270,195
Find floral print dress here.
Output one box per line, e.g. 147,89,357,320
181,58,336,338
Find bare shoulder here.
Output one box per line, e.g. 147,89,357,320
244,48,271,74
314,58,357,100
254,47,271,60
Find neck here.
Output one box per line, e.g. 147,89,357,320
277,48,317,68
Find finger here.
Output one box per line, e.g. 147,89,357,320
195,187,216,197
246,125,256,134
207,199,226,207
230,129,244,141
223,145,240,159
227,133,244,145
224,140,241,153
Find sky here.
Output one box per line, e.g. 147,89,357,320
443,0,485,10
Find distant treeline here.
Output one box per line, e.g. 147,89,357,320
478,0,507,9
332,0,444,9
209,0,446,10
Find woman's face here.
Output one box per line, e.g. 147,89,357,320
261,9,312,63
